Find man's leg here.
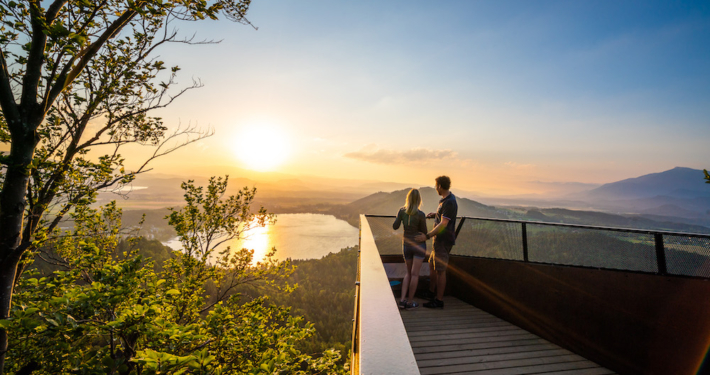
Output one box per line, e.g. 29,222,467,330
424,242,449,308
436,269,446,302
428,260,436,295
435,243,452,302
424,248,445,308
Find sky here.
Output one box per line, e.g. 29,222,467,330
128,0,710,196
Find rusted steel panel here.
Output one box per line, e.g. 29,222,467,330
448,256,710,375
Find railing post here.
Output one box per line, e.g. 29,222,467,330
522,222,529,262
654,233,667,275
455,217,466,239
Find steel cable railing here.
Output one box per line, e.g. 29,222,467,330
364,215,710,278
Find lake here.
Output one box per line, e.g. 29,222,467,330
163,213,359,263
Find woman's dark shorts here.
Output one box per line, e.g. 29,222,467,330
403,242,426,260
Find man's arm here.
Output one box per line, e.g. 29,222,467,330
415,217,449,242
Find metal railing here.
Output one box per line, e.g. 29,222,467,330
364,215,710,278
357,214,710,375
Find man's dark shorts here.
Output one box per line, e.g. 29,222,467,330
430,241,453,271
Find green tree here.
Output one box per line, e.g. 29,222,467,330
704,169,710,184
3,178,344,374
0,1,254,371
266,248,358,357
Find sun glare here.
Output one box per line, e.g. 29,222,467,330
234,124,291,171
238,223,271,265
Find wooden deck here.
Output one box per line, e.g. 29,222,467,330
399,297,617,375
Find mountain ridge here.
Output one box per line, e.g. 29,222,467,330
583,167,709,201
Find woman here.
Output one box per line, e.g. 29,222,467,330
392,188,428,309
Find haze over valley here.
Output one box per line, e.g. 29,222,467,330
113,166,710,259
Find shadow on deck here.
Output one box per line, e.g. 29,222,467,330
401,296,615,375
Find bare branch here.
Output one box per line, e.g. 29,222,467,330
76,80,203,152
132,123,214,175
44,0,69,24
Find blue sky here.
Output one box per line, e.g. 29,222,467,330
146,0,710,195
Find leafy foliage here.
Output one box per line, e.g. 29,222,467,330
4,178,346,374
0,2,259,372
258,248,358,358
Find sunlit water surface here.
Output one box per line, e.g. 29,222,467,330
163,213,359,263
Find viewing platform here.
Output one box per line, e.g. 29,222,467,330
401,296,613,374
352,214,710,375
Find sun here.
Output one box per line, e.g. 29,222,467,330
234,124,291,171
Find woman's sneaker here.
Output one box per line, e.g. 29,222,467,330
423,299,444,309
398,300,407,309
406,301,419,309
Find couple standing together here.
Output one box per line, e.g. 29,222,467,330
393,175,458,310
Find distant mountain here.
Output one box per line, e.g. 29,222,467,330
584,167,710,201
556,167,710,222
330,187,508,227
525,208,710,234
330,186,710,234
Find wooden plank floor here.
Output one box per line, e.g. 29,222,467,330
399,297,616,375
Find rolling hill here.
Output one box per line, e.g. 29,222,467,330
330,187,508,226
329,186,710,234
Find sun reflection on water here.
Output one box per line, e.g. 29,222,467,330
236,221,273,265
162,214,360,265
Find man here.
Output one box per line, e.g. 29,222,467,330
415,175,458,308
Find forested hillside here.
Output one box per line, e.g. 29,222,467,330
267,248,358,357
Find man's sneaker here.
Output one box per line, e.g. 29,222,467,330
423,299,444,309
405,301,419,309
398,300,407,309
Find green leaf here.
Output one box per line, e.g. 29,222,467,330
24,307,39,315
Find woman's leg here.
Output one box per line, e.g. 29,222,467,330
407,257,424,302
401,258,413,301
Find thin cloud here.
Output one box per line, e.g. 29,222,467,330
344,146,458,165
504,162,536,170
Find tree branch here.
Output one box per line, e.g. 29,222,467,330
21,1,49,116
43,4,143,111
42,1,106,106
44,0,69,24
0,48,20,129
